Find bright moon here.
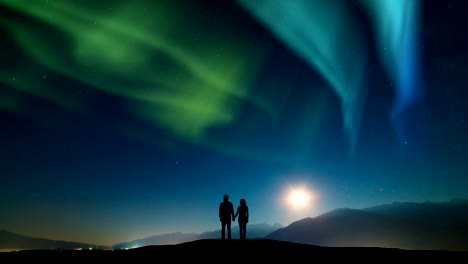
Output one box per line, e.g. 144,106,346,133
288,188,312,209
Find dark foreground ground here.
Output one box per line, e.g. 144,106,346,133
1,239,467,262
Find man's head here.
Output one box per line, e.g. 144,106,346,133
223,194,229,201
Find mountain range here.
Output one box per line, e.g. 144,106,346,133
266,198,468,251
2,198,468,251
0,230,109,251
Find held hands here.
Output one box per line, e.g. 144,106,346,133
232,216,236,221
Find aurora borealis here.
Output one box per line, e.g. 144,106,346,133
1,0,467,246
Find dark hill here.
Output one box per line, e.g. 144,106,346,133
2,239,466,261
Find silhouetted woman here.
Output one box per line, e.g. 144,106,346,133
233,198,249,240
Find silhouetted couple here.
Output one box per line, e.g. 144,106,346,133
219,194,249,240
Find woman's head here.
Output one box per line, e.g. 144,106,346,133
240,198,246,206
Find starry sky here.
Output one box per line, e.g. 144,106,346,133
0,0,467,246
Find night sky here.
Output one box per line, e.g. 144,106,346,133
1,0,467,246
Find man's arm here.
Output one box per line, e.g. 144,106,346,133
231,203,235,218
233,207,238,218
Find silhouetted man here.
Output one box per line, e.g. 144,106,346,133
219,194,235,239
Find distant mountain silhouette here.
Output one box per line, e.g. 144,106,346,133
112,232,200,249
0,230,108,251
266,198,468,251
112,223,283,249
